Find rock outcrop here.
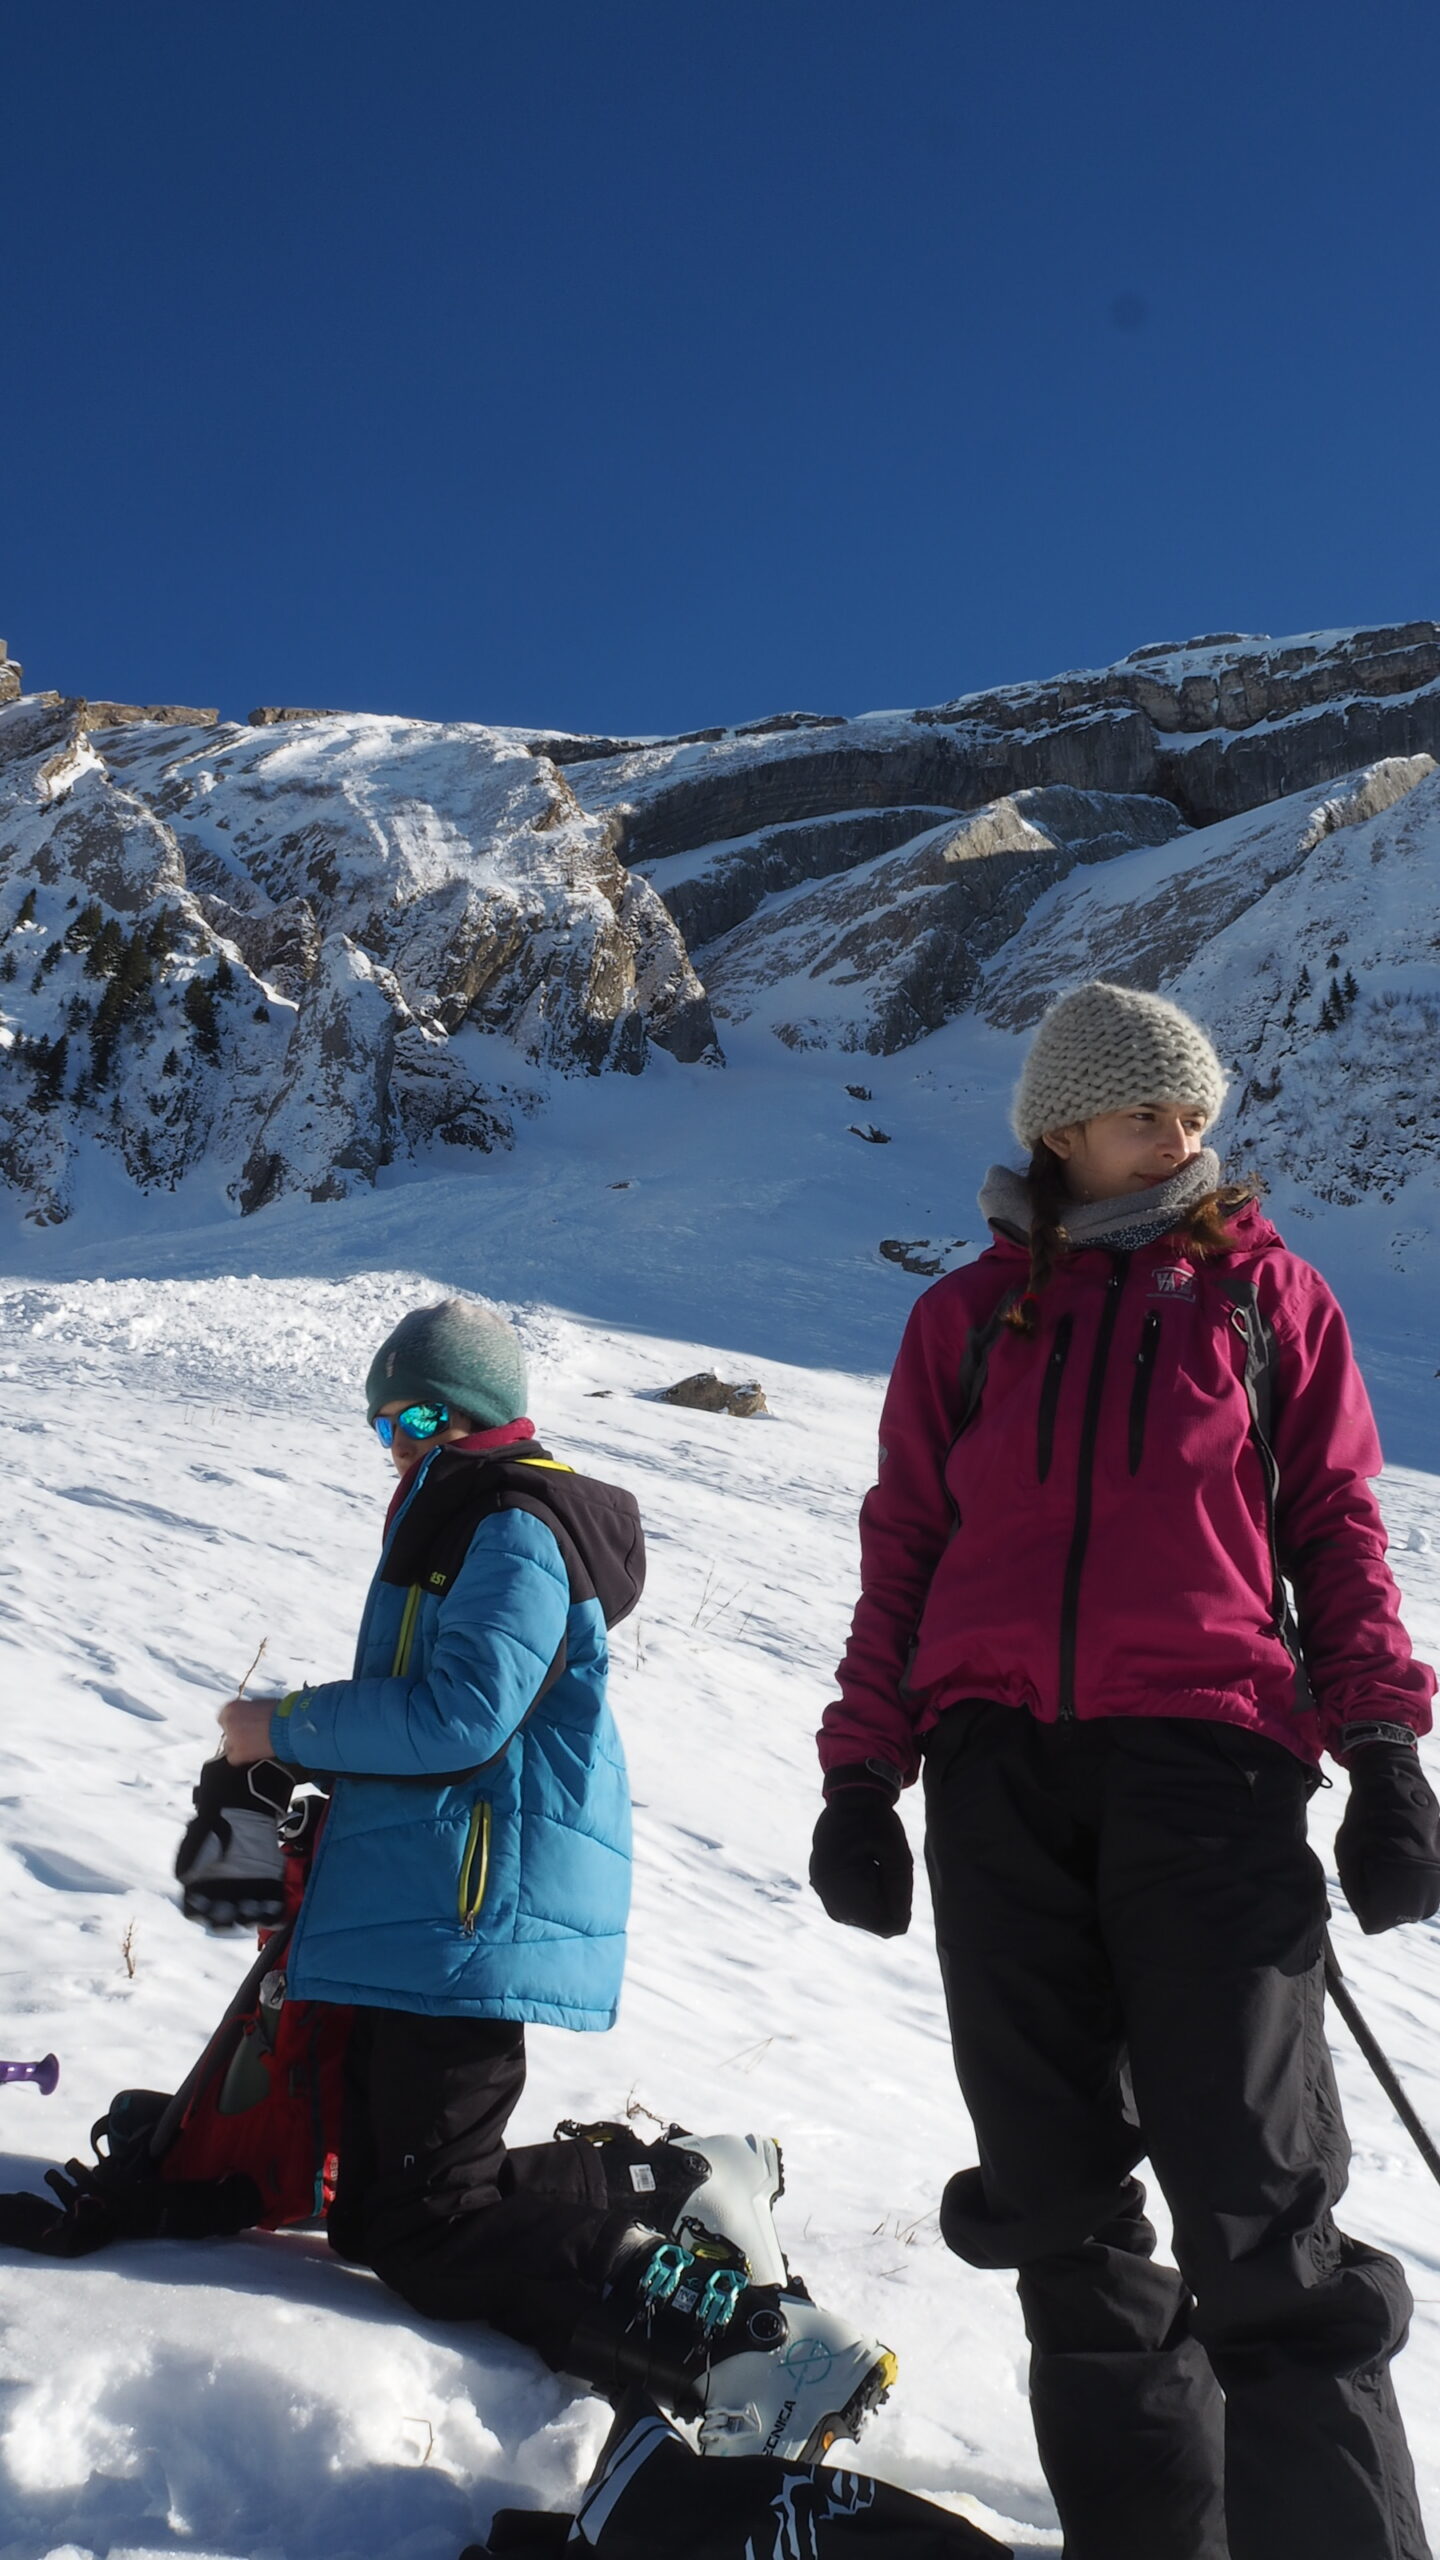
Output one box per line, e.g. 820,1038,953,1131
0,693,716,1223
661,1371,769,1416
696,787,1189,1053
82,703,219,730
919,622,1440,823
5,620,1440,1224
976,755,1440,1205
554,624,1440,884
248,706,344,725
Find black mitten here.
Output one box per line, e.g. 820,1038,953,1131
1336,1737,1440,1936
809,1767,912,1938
0,2161,263,2257
176,1755,293,1929
0,2189,106,2256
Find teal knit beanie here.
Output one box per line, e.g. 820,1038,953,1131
365,1298,528,1429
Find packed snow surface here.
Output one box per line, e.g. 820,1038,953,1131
2,1022,1440,2559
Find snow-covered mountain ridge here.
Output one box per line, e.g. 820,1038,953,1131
2,619,1438,1233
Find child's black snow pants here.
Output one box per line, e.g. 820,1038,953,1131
327,2009,639,2371
924,1705,1430,2560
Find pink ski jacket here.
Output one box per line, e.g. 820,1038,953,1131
822,1204,1434,1780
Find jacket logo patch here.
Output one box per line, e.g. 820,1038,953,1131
1149,1265,1196,1303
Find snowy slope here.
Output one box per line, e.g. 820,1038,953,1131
3,1159,1440,2558
4,628,1440,2558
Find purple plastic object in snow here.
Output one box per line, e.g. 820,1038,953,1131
0,2055,59,2095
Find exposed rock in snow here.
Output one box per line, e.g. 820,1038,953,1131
1296,754,1437,850
248,704,345,725
578,711,1157,873
879,1237,970,1276
0,640,22,707
923,621,1440,737
561,622,1440,867
979,757,1440,1204
639,805,964,947
4,622,1440,1225
235,936,515,1213
660,1369,769,1415
617,872,720,1064
982,756,1438,1030
83,700,219,729
698,787,1189,1054
0,696,717,1222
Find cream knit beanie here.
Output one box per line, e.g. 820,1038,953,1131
1012,982,1228,1150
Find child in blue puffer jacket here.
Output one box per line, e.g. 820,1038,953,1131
216,1296,644,2362
214,1298,893,2460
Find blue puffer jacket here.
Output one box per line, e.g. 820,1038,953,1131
268,1453,631,2029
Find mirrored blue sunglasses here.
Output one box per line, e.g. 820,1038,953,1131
372,1401,450,1448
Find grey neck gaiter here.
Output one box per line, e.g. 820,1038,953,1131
978,1147,1225,1252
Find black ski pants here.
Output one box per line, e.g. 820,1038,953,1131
327,2008,637,2371
924,1706,1429,2560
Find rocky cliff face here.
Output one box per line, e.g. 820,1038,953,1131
2,619,1438,1224
977,753,1440,1203
569,622,1440,884
694,788,1189,1054
0,695,713,1224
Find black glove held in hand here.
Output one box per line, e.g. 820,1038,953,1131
809,1771,913,1938
176,1755,293,1930
1335,1741,1440,1935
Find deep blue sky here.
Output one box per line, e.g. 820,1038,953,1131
4,1,1437,736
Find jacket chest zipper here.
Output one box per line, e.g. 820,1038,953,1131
1036,1315,1074,1483
1057,1255,1129,1720
1128,1313,1160,1474
391,1585,423,1679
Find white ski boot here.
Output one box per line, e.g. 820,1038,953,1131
557,2122,897,2461
557,2121,790,2287
696,2284,898,2461
661,2131,790,2289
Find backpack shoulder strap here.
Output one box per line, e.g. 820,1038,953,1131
952,1286,1023,1440
1215,1272,1279,1447
382,1450,644,1628
1214,1272,1313,1710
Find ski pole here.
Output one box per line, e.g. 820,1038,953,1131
1324,1935,1440,2189
0,2055,59,2095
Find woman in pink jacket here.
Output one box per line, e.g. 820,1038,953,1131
810,981,1440,2560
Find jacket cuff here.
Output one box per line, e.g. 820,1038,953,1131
822,1758,904,1800
269,1691,312,1764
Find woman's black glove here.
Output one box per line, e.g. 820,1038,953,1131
1335,1737,1440,1935
809,1766,912,1938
